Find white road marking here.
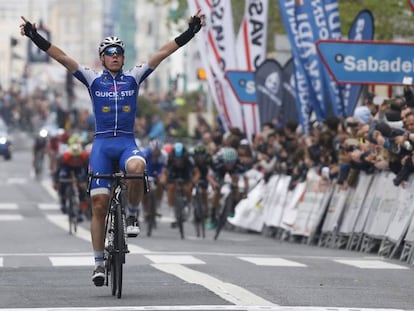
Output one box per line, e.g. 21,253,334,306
0,203,18,210
38,203,60,210
145,255,205,264
41,179,58,200
0,214,23,221
7,177,27,184
334,259,409,269
238,257,307,267
0,307,406,311
49,256,93,266
45,214,152,254
152,263,276,306
0,257,3,267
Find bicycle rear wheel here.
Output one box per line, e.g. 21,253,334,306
175,195,185,239
193,192,205,238
146,193,156,237
214,195,233,240
66,187,77,235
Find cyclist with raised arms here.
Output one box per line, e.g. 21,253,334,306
20,11,204,287
207,147,249,229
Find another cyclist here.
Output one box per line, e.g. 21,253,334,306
166,142,200,226
20,11,204,287
53,140,89,220
142,140,168,221
190,144,212,220
207,146,249,229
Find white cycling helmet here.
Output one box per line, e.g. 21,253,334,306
98,36,125,55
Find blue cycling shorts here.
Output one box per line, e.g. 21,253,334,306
89,136,145,196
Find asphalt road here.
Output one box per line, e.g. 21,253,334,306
0,147,413,311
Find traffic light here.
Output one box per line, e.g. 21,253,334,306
197,68,207,80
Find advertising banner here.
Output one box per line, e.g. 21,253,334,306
282,58,299,124
317,40,414,85
235,0,269,70
279,0,319,132
342,10,375,116
189,0,244,131
255,59,284,125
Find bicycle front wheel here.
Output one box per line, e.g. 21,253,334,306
193,192,205,238
214,195,233,240
112,204,125,298
175,195,185,239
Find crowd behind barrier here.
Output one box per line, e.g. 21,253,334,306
220,87,414,267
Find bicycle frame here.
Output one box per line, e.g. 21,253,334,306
60,172,80,235
88,171,148,299
174,178,188,240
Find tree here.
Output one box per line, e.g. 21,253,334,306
162,0,414,52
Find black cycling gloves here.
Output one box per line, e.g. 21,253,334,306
23,21,51,52
175,15,203,47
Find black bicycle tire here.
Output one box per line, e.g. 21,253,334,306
115,203,125,298
147,192,156,237
214,195,233,240
193,191,204,238
110,253,116,296
34,151,44,178
175,195,185,239
65,186,75,235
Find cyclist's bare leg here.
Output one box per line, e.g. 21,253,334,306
91,193,109,254
166,182,176,208
184,182,193,204
156,173,166,208
126,157,146,206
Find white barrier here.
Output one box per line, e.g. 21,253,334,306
227,167,414,264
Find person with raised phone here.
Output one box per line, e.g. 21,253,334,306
20,10,205,287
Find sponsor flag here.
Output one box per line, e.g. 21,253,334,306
189,0,244,132
409,0,414,13
342,10,374,116
236,0,269,70
292,1,329,118
282,57,299,124
279,0,318,133
235,0,269,138
316,40,414,85
255,59,284,125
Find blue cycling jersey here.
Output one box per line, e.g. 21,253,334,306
143,147,168,177
73,63,153,195
74,63,153,137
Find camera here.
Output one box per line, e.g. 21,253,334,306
403,140,413,151
393,156,414,186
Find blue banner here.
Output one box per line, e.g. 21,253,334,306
343,9,374,116
279,0,318,133
225,71,257,103
303,0,344,117
317,40,414,85
293,1,328,118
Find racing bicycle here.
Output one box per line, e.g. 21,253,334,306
88,171,148,298
193,181,207,238
214,182,240,241
60,172,81,235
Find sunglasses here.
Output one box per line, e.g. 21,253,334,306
103,46,124,56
